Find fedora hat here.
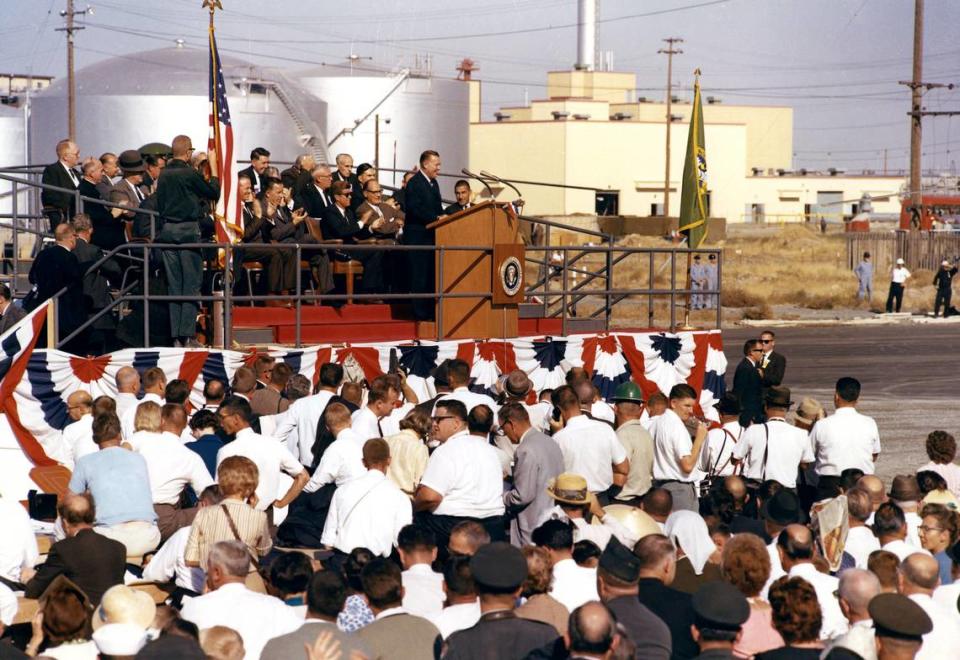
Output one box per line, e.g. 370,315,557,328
117,149,146,173
794,397,824,425
761,489,801,526
92,584,156,631
504,370,533,398
546,473,591,506
714,392,740,416
888,475,921,502
764,385,793,408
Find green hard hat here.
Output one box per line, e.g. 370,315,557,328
612,381,643,403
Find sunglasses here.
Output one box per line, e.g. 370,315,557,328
761,339,772,344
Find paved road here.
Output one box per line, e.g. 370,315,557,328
721,324,960,484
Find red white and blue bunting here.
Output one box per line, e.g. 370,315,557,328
1,330,725,468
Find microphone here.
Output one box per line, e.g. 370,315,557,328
480,169,524,212
461,168,494,198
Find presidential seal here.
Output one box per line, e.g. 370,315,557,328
499,256,522,297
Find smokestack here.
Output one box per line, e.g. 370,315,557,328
576,0,597,71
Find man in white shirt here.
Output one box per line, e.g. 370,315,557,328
844,488,881,569
273,363,342,466
428,556,481,639
351,375,400,440
113,366,141,421
888,475,924,547
698,393,742,481
437,359,497,413
874,501,931,562
551,385,629,501
809,377,881,497
414,400,507,549
141,405,215,542
121,367,166,441
731,386,813,490
532,518,598,612
779,524,847,640
649,383,708,512
825,569,881,660
0,495,39,587
899,553,960,658
180,541,302,660
398,525,444,618
302,403,368,493
886,257,911,313
215,396,308,513
321,438,412,557
60,390,97,468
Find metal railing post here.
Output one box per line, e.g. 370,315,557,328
437,246,444,341
295,244,302,348
543,224,551,319
224,244,233,348
561,248,569,337
605,244,613,331
11,180,18,295
715,249,723,330
143,244,151,348
75,188,83,215
670,250,677,332
648,251,655,328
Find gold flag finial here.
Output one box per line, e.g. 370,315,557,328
693,67,701,77
202,0,223,12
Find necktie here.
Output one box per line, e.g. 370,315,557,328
377,419,384,438
67,167,78,187
133,183,144,202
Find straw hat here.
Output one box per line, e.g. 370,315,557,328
92,585,157,631
794,397,825,425
546,473,591,506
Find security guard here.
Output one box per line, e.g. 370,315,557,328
690,581,750,659
868,593,933,660
443,542,561,659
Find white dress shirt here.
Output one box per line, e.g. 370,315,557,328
272,390,335,466
731,418,814,488
698,421,742,477
904,510,923,547
0,496,38,582
844,525,880,569
881,539,931,561
401,563,444,618
809,407,881,476
428,600,481,639
590,401,616,424
891,266,911,284
60,414,97,468
787,563,846,640
908,593,960,660
549,558,599,613
436,386,497,413
419,431,505,518
139,525,205,592
761,534,786,599
381,402,414,438
538,506,637,550
303,428,367,492
932,582,960,618
552,415,627,493
136,432,214,505
113,392,140,421
121,393,164,441
180,582,302,659
650,409,696,482
351,406,383,440
216,427,305,511
321,470,412,557
0,582,15,627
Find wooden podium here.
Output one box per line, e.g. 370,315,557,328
426,200,525,339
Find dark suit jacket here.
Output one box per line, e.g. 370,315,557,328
79,179,126,251
444,612,557,660
504,429,565,545
607,595,672,660
403,172,443,230
296,183,331,219
443,202,469,215
110,178,147,223
733,358,764,426
238,165,264,194
25,528,126,605
322,204,374,242
357,201,403,238
636,578,699,660
0,302,26,335
40,161,79,215
27,244,83,334
760,351,786,389
280,165,302,190
73,238,122,330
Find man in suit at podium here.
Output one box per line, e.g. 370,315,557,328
403,150,445,321
40,139,81,231
443,180,473,215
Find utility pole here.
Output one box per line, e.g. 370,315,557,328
56,0,89,142
659,37,683,218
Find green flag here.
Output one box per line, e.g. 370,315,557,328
679,70,708,248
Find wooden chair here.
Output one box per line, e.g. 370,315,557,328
29,465,72,499
332,260,364,304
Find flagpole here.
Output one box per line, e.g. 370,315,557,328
679,68,704,331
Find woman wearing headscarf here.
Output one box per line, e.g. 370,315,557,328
663,509,722,594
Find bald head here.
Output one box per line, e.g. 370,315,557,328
568,602,617,656
778,524,814,568
171,134,194,159
724,476,747,505
641,488,673,522
838,569,881,621
857,475,886,510
161,404,188,436
67,390,93,419
116,366,140,394
899,553,940,594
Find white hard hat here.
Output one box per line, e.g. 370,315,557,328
896,258,905,265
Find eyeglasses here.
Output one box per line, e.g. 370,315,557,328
750,349,764,354
367,190,383,194
431,415,454,423
760,339,773,344
919,525,944,534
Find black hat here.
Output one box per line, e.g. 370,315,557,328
470,542,527,591
598,536,641,583
431,359,451,388
764,385,793,408
691,581,750,631
714,392,741,416
761,489,801,526
868,593,932,642
117,149,146,173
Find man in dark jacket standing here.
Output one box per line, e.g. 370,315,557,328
72,214,122,355
933,259,958,318
28,223,83,351
403,150,445,321
732,339,764,427
40,139,81,230
155,135,219,347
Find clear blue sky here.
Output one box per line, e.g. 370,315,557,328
2,0,958,173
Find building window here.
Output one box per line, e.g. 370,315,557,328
596,192,619,216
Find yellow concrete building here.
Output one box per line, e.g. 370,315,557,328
468,70,904,228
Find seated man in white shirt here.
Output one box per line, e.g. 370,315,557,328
398,524,445,618
809,377,881,498
59,390,96,468
180,540,302,660
551,385,630,503
428,555,481,640
0,494,39,589
121,366,166,441
825,568,881,659
778,524,847,640
532,518,598,613
351,375,400,440
874,501,931,561
649,384,708,512
113,366,141,421
272,362,342,467
414,401,507,552
321,438,412,557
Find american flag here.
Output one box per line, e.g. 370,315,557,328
208,28,241,243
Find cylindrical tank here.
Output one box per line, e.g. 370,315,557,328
0,103,27,237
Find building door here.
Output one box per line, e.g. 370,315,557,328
596,192,619,216
814,191,843,225
745,203,765,223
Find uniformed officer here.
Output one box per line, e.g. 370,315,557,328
690,581,750,659
444,542,561,659
867,592,932,660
